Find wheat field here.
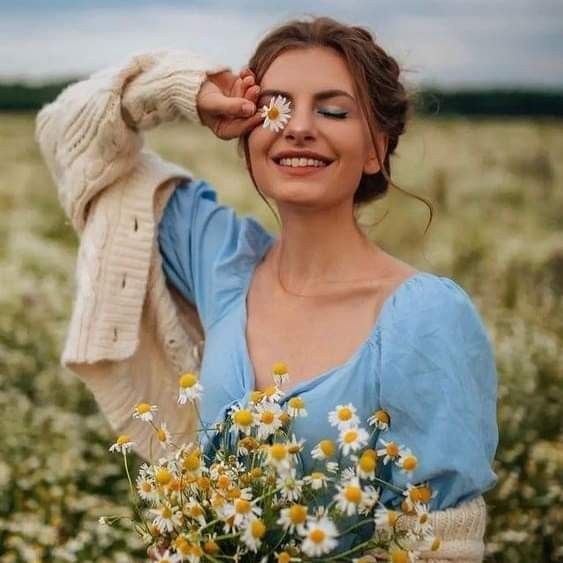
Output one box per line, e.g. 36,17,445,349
0,112,561,561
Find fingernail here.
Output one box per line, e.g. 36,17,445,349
242,103,255,115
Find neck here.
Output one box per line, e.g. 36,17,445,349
271,201,381,295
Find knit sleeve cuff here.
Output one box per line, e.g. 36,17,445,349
120,49,231,130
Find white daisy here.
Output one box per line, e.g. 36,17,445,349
154,422,173,450
328,403,360,430
266,443,293,474
132,402,158,422
376,438,401,465
277,503,308,534
183,498,207,527
241,517,267,552
411,502,434,539
338,426,369,456
223,498,262,529
109,435,135,454
286,433,306,459
177,372,203,404
373,506,400,531
311,439,336,460
272,361,290,386
276,468,304,502
396,447,419,477
230,405,255,435
150,503,183,533
334,476,366,516
287,396,307,417
358,485,380,516
326,461,339,474
300,515,339,557
401,483,438,512
303,471,328,490
136,475,159,504
262,383,285,403
152,549,182,563
260,94,292,132
354,450,378,480
367,408,391,431
253,400,284,440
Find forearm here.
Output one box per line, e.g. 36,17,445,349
34,48,229,232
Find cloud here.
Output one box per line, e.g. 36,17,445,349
0,1,561,87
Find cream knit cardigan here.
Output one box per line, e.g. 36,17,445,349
35,48,488,562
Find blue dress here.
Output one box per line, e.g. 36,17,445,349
158,178,499,519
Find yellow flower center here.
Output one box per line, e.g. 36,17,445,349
272,361,288,375
155,468,172,485
263,384,278,397
343,429,359,444
277,553,291,563
288,504,307,524
233,409,253,427
270,443,287,461
387,510,398,526
188,545,203,557
251,467,263,478
203,540,219,554
116,435,130,446
179,372,198,388
319,439,335,457
189,504,204,518
197,476,210,490
235,499,252,514
280,412,290,425
267,106,280,120
386,442,399,456
338,406,353,421
359,454,376,473
402,455,418,471
288,443,301,454
390,547,409,563
310,528,326,544
431,537,441,551
374,409,390,424
409,484,432,503
288,397,305,409
250,390,264,403
156,428,167,442
251,519,266,538
161,506,172,519
344,485,362,504
217,474,231,489
227,486,242,500
136,402,151,414
183,452,201,472
419,513,429,524
141,481,152,493
261,411,275,424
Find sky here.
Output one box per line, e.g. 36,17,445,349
1,0,562,88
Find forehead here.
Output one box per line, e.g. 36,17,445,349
261,47,356,94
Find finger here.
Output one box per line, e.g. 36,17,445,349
214,95,256,118
232,76,245,99
245,85,261,103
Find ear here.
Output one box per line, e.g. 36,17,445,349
363,131,388,175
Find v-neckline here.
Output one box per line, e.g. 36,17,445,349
240,237,426,399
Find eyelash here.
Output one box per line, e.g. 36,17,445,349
259,97,348,119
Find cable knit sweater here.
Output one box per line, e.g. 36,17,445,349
35,48,489,562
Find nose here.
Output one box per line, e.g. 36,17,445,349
282,101,316,143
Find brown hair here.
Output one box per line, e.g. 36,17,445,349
237,15,433,234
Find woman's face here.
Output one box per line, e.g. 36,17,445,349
247,46,386,211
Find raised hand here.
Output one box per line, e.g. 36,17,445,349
196,67,263,140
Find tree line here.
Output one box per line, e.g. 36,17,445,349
1,79,562,117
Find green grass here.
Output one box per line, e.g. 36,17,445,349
0,112,561,561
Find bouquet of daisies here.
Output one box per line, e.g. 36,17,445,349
102,363,443,562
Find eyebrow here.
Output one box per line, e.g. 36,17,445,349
259,88,356,103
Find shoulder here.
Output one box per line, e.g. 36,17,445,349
378,271,494,365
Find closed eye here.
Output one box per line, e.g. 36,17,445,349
319,109,348,119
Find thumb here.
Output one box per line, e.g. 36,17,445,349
215,95,256,118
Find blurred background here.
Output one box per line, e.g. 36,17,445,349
0,1,561,561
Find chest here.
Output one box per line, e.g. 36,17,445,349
245,281,390,393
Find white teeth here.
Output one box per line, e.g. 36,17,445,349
278,157,328,168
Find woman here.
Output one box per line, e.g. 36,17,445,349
36,15,498,561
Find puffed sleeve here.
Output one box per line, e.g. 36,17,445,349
377,275,499,511
158,177,275,329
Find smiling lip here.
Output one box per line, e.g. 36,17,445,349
273,160,334,176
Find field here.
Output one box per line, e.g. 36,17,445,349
0,112,561,562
